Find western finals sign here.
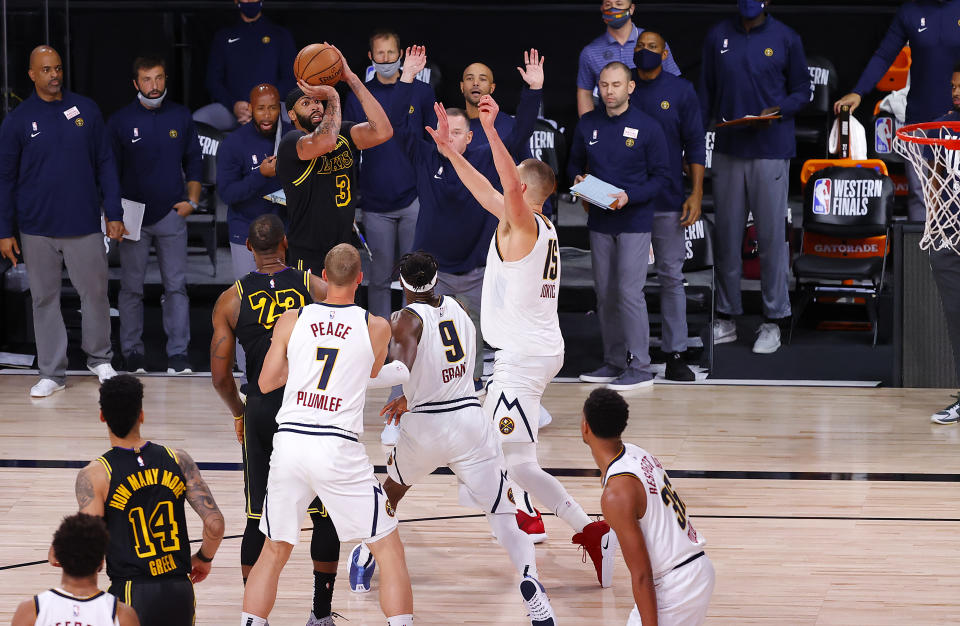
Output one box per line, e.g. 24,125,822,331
812,178,883,216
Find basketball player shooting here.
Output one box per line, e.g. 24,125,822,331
425,67,616,586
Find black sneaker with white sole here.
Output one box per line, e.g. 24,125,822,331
167,354,193,375
664,352,696,381
125,352,147,374
931,394,960,425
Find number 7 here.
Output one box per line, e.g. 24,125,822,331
316,347,339,391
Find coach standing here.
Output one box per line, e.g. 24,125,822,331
0,46,122,397
576,0,681,117
109,55,203,375
699,0,809,354
569,62,671,390
630,31,705,381
835,0,960,222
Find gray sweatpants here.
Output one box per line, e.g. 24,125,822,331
20,232,113,383
118,210,190,358
590,230,653,374
436,266,485,379
363,198,420,319
652,212,689,353
712,153,792,319
930,247,960,383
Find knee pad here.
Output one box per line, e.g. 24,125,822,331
309,510,341,563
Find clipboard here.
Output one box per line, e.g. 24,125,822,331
715,114,783,128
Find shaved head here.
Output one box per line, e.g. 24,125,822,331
249,83,279,104
29,45,59,68
518,159,557,207
28,45,63,101
462,62,494,84
323,244,362,286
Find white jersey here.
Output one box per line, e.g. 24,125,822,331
603,443,707,579
35,589,119,626
481,213,564,357
403,296,478,410
277,303,375,434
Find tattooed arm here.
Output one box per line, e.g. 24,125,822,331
75,461,107,516
211,285,245,442
177,449,225,583
294,82,342,160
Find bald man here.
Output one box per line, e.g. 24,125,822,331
217,82,291,279
0,45,123,397
108,55,203,375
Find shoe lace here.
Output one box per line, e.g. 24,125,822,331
524,587,553,619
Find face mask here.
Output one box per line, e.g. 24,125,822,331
137,88,167,108
634,48,663,72
373,57,403,79
602,6,632,29
738,0,766,19
238,1,262,19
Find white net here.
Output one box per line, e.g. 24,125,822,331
895,123,960,253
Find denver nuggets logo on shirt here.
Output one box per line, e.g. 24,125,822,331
764,48,774,57
499,417,515,435
408,105,415,115
661,100,671,110
169,129,178,139
625,138,635,147
385,500,396,517
262,35,271,44
74,117,84,127
507,488,516,505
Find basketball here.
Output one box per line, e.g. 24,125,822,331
294,43,342,86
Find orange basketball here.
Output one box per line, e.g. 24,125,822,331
294,43,342,86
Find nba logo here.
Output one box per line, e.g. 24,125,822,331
722,38,728,49
252,154,258,165
812,179,831,215
31,121,37,131
133,127,139,137
137,455,144,467
875,117,893,154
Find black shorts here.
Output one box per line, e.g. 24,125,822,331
109,576,194,626
243,392,323,518
289,247,328,277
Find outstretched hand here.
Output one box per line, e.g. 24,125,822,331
517,48,545,90
401,45,427,83
425,101,452,156
296,79,338,102
478,94,500,131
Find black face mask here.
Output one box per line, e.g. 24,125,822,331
634,48,663,72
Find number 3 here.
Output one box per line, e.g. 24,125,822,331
335,174,351,207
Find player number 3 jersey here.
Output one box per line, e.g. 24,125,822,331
603,443,707,579
403,296,477,409
278,303,374,434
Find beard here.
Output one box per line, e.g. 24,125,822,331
296,112,318,132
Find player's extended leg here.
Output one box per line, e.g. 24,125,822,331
242,538,295,624
366,529,414,625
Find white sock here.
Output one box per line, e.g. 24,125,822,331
511,461,591,532
386,614,414,626
487,512,538,579
240,612,267,626
555,498,591,534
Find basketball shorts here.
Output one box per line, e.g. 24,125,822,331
109,575,194,626
626,554,715,626
243,393,323,519
261,427,398,544
483,350,563,444
290,248,327,277
386,398,513,515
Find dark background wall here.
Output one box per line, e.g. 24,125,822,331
3,1,905,139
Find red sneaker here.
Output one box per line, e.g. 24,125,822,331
572,520,616,587
516,509,548,543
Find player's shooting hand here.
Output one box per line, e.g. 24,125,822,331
190,555,212,583
259,155,277,178
106,220,128,241
401,45,427,83
608,191,629,210
323,43,356,84
478,95,499,130
381,395,408,425
425,102,452,156
233,101,252,124
297,79,339,103
834,92,862,116
681,190,702,226
517,48,545,90
0,237,20,266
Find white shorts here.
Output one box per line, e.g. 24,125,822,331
387,399,513,515
483,350,563,444
260,426,398,544
627,554,715,626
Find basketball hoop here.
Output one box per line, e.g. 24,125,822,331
895,121,960,253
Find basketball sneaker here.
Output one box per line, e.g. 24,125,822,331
306,612,341,625
712,318,737,344
88,362,118,383
30,378,65,398
518,576,556,626
166,354,193,375
752,323,781,354
517,509,548,543
380,423,400,446
125,352,147,374
664,352,696,382
931,395,960,425
579,364,623,383
348,543,375,593
572,519,615,587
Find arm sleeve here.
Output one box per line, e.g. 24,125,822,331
852,9,908,96
576,46,597,91
566,121,586,180
698,30,717,128
625,125,670,205
778,32,811,117
679,83,707,166
182,116,204,183
0,118,21,239
94,109,123,222
276,29,298,97
215,139,266,205
504,87,541,156
367,360,410,389
206,36,234,109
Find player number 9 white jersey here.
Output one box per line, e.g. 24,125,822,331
403,296,478,409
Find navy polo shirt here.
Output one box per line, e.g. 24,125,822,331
206,16,296,109
567,104,671,234
698,15,810,159
343,76,436,213
216,120,291,244
631,71,706,211
108,99,203,227
0,90,122,238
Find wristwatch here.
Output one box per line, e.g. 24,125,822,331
187,200,199,210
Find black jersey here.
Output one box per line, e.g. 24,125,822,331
98,442,191,582
277,123,358,258
235,266,313,396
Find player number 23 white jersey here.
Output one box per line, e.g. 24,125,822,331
35,589,119,626
603,443,706,579
403,296,477,410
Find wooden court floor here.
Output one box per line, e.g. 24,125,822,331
0,374,958,624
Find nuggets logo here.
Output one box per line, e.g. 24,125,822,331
169,129,178,139
812,178,831,215
660,100,670,110
74,117,84,127
507,488,515,505
387,454,393,466
262,36,271,44
385,501,396,517
625,138,635,147
764,48,774,57
499,417,515,435
408,105,415,115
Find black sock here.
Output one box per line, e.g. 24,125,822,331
313,571,336,618
718,312,733,321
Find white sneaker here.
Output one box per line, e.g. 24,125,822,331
931,395,960,425
519,576,556,626
30,378,65,398
600,527,619,588
380,423,399,446
713,318,737,344
538,406,552,428
88,363,118,383
752,323,781,354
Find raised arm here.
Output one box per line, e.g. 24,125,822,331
75,460,108,517
175,449,225,584
210,286,245,443
326,45,393,150
602,477,658,626
259,307,298,393
294,82,342,160
479,95,537,235
504,49,544,157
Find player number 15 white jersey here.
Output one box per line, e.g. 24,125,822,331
35,589,119,626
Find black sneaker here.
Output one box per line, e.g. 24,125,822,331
664,352,696,382
167,354,193,375
125,352,147,374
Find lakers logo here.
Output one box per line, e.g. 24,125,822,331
660,100,670,110
764,48,774,57
499,417,515,435
507,488,515,505
262,35,271,44
169,129,178,139
74,118,84,127
385,500,396,517
625,138,635,147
